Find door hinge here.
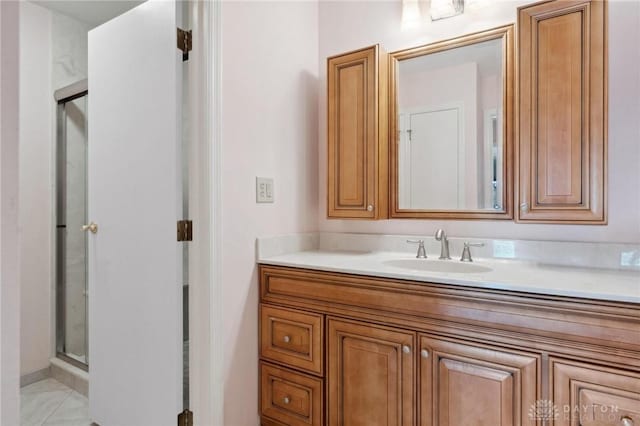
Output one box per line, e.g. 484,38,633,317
177,28,192,61
177,220,193,242
177,409,193,426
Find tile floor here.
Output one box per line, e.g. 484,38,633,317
21,379,91,426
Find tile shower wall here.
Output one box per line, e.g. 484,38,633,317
19,2,90,376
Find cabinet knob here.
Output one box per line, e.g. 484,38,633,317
283,396,291,405
520,202,529,212
420,349,429,358
367,204,374,212
402,345,411,354
283,335,291,343
621,416,634,426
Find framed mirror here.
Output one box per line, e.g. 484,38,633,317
389,25,514,219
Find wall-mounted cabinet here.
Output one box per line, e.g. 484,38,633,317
326,1,608,223
327,45,389,219
517,0,607,223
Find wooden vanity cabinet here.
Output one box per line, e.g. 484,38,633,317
551,358,640,426
517,0,607,223
327,45,389,219
258,265,640,426
327,318,415,426
419,335,539,426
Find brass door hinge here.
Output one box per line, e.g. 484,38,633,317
177,220,193,242
177,28,192,61
177,409,193,426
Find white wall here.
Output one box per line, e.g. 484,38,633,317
220,2,319,424
318,0,640,244
1,1,21,423
19,1,53,377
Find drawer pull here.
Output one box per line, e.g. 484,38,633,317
421,349,429,358
283,396,291,405
402,345,411,354
621,416,634,426
283,335,291,343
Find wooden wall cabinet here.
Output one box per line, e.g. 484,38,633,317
258,265,640,426
517,0,607,223
327,45,389,219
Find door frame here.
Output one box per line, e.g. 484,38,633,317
186,1,223,424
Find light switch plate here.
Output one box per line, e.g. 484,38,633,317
256,177,274,203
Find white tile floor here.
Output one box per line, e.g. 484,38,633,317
20,379,91,426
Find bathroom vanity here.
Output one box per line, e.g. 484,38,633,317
257,235,640,426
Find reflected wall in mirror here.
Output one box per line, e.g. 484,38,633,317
390,25,514,219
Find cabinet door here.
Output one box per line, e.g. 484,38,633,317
327,45,388,219
551,358,640,426
517,0,606,223
419,335,539,426
328,318,415,426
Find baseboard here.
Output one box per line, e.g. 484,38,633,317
50,357,89,397
20,366,51,387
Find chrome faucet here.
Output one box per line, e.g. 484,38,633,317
434,229,451,260
460,242,485,262
407,239,427,259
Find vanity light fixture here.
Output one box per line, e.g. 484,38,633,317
401,0,422,30
430,0,464,21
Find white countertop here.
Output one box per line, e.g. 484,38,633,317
258,250,640,304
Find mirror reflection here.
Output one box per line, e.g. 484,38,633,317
395,35,507,212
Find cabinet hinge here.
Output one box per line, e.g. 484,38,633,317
177,28,192,61
177,409,193,426
177,220,193,242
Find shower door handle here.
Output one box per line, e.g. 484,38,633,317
82,222,98,234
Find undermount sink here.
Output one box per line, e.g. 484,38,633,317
383,258,493,274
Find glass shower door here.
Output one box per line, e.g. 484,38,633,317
55,82,89,369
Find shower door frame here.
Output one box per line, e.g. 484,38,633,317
54,79,89,372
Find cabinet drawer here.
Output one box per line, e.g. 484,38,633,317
260,304,323,375
551,358,640,426
260,362,323,426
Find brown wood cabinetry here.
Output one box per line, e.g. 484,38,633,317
327,45,388,219
260,305,324,375
419,335,539,426
517,0,607,223
328,318,415,426
551,358,640,426
260,362,324,426
258,265,640,426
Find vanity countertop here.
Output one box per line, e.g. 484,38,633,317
258,249,640,304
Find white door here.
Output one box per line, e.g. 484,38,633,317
87,1,183,425
405,107,463,209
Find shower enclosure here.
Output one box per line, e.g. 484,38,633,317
55,80,89,370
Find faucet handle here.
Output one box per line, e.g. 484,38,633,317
460,242,484,262
464,242,485,248
407,239,427,259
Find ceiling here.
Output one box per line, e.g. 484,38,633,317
32,0,145,28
